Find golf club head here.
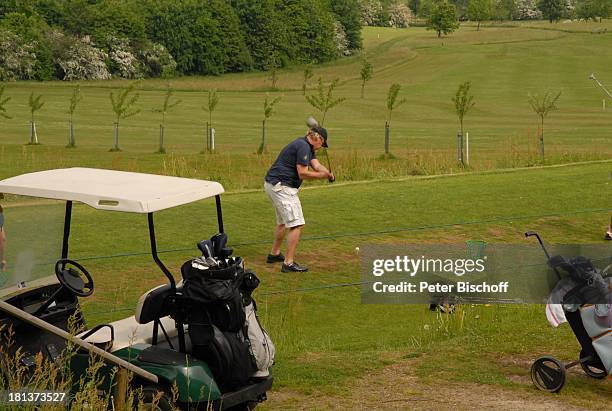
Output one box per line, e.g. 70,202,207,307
589,73,596,80
524,231,538,238
197,240,214,258
306,116,319,129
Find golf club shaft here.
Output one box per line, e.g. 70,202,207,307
323,148,334,183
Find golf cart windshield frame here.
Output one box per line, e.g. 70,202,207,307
60,194,225,291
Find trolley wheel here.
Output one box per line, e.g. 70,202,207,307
580,361,607,379
531,356,566,393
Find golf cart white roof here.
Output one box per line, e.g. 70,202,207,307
0,168,224,213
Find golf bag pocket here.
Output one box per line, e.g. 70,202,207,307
245,302,275,376
592,332,612,374
193,326,255,392
207,291,246,333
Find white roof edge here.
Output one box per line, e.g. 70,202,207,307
0,168,224,213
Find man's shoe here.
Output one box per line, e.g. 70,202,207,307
267,253,285,263
605,231,612,240
281,261,308,272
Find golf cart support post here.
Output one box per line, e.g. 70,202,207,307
0,168,226,387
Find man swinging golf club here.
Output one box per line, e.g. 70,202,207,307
264,116,334,272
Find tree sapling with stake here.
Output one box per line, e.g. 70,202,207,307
109,82,141,152
452,81,475,166
202,89,220,153
305,77,346,126
27,92,44,145
258,94,282,155
153,84,181,154
0,85,11,120
528,90,561,161
67,85,82,148
384,83,407,157
302,65,313,95
360,57,373,98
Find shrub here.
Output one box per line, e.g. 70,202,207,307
515,0,543,18
138,42,177,78
388,2,413,27
330,0,363,50
360,0,384,25
0,12,55,80
0,28,36,81
106,34,143,79
56,35,111,80
333,20,351,56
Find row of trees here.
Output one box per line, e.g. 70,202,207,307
0,78,562,164
412,0,610,38
361,0,611,24
0,0,364,81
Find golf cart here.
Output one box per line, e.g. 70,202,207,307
0,168,273,410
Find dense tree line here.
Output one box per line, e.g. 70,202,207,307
409,0,610,21
0,0,363,81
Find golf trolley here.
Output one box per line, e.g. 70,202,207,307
525,231,611,393
0,168,273,410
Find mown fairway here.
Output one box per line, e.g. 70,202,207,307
2,22,612,190
3,161,610,408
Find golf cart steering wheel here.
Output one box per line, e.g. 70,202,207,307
55,258,94,297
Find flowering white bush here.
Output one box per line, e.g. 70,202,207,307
0,29,37,81
333,21,351,56
57,36,111,80
107,35,142,79
360,0,384,25
388,2,413,27
515,0,543,19
139,42,177,78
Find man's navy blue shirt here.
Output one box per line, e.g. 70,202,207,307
265,137,316,189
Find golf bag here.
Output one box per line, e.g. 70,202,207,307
241,270,276,377
182,257,276,390
547,255,612,375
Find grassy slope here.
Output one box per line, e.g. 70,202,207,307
1,22,612,189
4,162,609,407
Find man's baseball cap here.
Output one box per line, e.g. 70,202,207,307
311,125,328,147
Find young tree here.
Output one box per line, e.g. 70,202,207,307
302,65,313,95
0,85,11,120
427,1,460,37
468,0,493,30
528,90,561,160
203,89,220,152
452,81,475,166
267,52,280,89
67,85,82,148
109,82,140,152
258,94,282,155
153,84,182,154
27,92,44,145
385,83,407,156
305,77,346,126
538,0,564,22
360,57,374,98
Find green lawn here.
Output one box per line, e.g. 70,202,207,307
1,20,611,409
3,161,610,407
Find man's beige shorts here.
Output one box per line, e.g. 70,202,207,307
264,182,305,228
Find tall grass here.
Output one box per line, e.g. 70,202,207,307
1,144,609,191
0,314,175,410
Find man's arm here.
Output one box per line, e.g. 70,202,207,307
297,164,330,180
310,158,329,173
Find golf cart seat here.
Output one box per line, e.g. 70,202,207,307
77,283,183,352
